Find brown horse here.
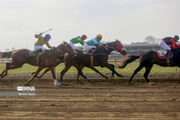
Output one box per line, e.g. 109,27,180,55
118,48,180,84
0,42,75,85
59,40,127,85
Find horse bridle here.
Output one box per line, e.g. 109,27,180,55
105,41,117,51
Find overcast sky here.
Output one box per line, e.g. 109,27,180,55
0,0,179,51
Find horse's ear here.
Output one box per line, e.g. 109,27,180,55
116,39,118,42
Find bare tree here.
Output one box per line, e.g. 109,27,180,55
144,36,157,44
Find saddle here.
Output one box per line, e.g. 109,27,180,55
83,48,96,55
29,49,45,56
157,51,173,59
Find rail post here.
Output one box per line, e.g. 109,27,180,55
176,67,178,79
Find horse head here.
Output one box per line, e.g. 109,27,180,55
57,41,76,55
105,40,127,56
115,40,127,56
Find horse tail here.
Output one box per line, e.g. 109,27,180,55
118,55,140,68
0,51,12,58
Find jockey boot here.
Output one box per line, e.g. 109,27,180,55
73,52,78,59
72,49,77,54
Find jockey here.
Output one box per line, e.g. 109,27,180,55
34,33,52,51
159,35,180,57
69,35,87,52
84,34,103,54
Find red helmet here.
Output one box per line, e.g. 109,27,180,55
82,35,87,40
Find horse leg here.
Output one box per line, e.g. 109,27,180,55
0,70,6,78
50,67,58,86
76,66,82,84
24,67,43,86
88,66,108,80
0,63,11,78
128,64,144,84
144,64,153,84
76,66,91,83
0,63,8,77
36,68,51,78
105,63,122,77
109,64,115,78
118,55,140,68
1,63,23,78
60,65,71,86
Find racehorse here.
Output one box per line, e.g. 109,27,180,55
118,48,180,84
0,42,75,85
60,40,127,85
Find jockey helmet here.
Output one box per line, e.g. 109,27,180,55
97,34,102,39
45,34,51,39
82,35,87,40
174,35,179,41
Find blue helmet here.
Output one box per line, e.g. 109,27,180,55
45,34,51,39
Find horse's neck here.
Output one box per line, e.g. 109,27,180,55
103,43,115,54
105,47,114,55
58,44,75,55
94,47,112,56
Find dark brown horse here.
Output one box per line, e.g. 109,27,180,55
0,42,75,85
118,48,180,84
59,40,127,85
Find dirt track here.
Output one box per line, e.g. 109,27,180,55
0,77,180,120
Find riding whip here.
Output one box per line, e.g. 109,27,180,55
41,28,53,34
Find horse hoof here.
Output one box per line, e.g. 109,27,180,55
86,78,91,82
105,76,109,80
120,75,124,78
127,82,132,85
54,80,58,86
148,82,154,85
60,82,64,86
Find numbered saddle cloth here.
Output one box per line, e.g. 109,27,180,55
157,51,173,59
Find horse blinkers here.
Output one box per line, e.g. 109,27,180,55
115,41,127,55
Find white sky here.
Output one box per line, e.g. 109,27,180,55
0,0,179,51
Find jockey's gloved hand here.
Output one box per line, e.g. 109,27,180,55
38,33,43,36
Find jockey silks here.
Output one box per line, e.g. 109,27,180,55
162,37,180,49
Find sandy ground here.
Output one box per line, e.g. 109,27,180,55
0,75,180,120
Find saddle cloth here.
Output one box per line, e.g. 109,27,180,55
157,51,173,59
29,50,45,56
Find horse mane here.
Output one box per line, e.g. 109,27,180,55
101,41,117,50
59,41,68,46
